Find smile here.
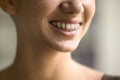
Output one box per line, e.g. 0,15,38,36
50,21,81,32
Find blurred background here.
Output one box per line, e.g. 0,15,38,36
0,0,120,75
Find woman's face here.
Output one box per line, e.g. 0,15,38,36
12,0,95,52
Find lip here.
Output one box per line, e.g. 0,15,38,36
48,19,82,37
49,19,82,24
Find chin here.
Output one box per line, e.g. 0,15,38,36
57,47,76,52
49,40,80,52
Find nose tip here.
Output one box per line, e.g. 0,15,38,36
60,0,84,14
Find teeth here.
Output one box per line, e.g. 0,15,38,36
53,22,56,25
57,22,61,28
51,22,80,31
71,24,75,30
66,24,71,30
61,23,66,30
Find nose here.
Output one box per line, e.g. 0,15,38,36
60,0,84,14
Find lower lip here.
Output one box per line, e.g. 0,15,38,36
49,23,80,37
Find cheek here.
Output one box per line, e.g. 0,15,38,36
83,0,96,23
18,0,51,16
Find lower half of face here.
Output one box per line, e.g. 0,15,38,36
17,18,91,52
15,0,95,52
41,19,93,52
41,21,84,52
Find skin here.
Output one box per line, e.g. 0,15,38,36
0,0,104,80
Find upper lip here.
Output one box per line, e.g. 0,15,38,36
49,18,83,25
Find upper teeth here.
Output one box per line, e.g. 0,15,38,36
51,22,80,31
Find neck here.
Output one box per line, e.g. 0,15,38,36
10,31,73,80
0,28,104,80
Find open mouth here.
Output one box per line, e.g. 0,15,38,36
49,21,82,32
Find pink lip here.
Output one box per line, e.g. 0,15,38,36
49,19,82,24
52,26,78,37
